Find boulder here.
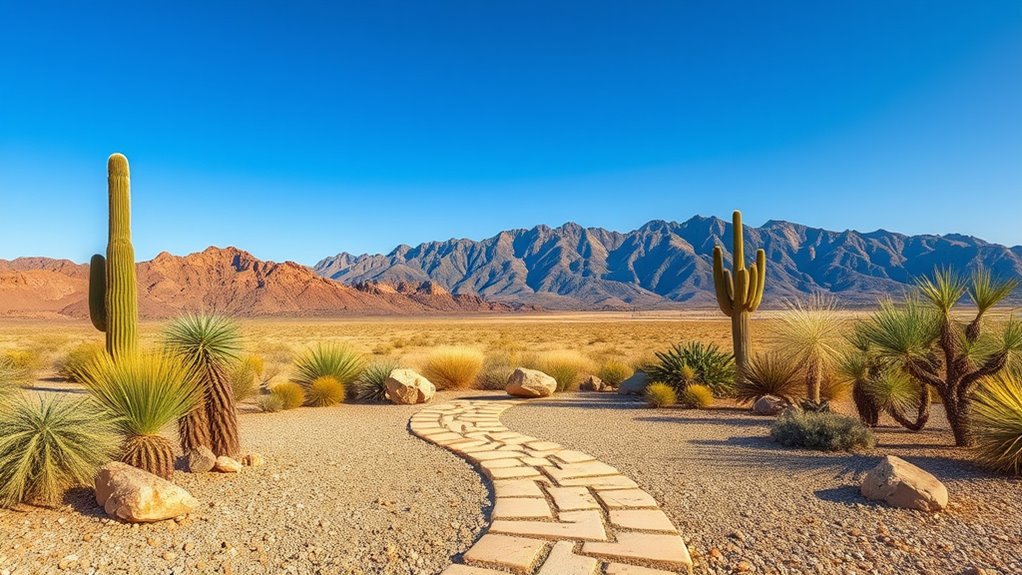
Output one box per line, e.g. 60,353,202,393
506,368,557,398
384,368,436,404
861,456,948,511
94,462,199,523
185,446,216,473
617,371,650,395
580,375,605,392
753,395,787,416
214,456,243,473
242,453,266,468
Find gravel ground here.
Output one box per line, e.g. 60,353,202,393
0,391,489,575
504,394,1022,575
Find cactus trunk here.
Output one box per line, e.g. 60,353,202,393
712,210,767,383
731,310,750,379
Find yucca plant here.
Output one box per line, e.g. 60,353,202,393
349,359,399,402
645,342,735,396
0,396,119,508
735,352,802,404
859,269,1021,446
163,314,243,458
293,343,366,390
422,347,484,390
972,371,1022,475
306,375,345,407
767,295,847,410
77,352,202,479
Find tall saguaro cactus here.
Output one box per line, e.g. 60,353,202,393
713,210,766,380
89,153,139,359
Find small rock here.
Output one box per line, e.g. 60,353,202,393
185,446,216,473
617,370,650,395
384,369,436,404
214,456,243,473
861,455,948,511
94,462,199,523
579,375,604,392
242,453,266,467
753,395,787,416
505,367,557,398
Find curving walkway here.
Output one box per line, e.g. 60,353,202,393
410,399,693,575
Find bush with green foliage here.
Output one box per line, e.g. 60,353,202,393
735,352,802,404
645,382,677,408
306,375,345,407
771,410,875,451
973,372,1022,475
55,342,106,382
645,342,735,396
270,382,305,410
679,384,714,409
76,352,202,479
0,396,119,508
423,347,484,390
293,343,366,388
596,360,633,389
349,359,399,402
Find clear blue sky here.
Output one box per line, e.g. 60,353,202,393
2,1,1020,265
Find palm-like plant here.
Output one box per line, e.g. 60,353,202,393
645,342,735,395
973,370,1022,475
77,352,202,479
838,327,931,430
163,314,243,457
859,268,1020,446
0,396,119,507
735,352,802,404
293,343,366,390
766,294,847,410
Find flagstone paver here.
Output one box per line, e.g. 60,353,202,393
409,400,693,574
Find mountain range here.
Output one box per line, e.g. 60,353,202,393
315,216,1022,309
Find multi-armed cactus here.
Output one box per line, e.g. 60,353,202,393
89,153,139,359
713,210,766,380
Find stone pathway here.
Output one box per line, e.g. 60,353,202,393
409,399,693,575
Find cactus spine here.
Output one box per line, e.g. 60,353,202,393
89,153,139,359
712,210,766,380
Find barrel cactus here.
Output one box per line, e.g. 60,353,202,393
713,210,767,381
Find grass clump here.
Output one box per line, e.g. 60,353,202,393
973,372,1022,475
349,359,399,402
230,355,265,401
525,351,593,392
306,375,345,407
1,349,45,385
76,352,202,479
679,384,714,409
423,347,484,390
645,342,735,396
54,342,106,382
270,382,305,410
771,411,875,452
596,359,633,389
478,351,517,390
645,382,677,408
257,394,285,413
736,352,803,404
293,344,365,388
0,396,119,508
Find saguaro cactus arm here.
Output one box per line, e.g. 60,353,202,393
88,254,107,332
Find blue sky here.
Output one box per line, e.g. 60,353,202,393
1,1,1020,265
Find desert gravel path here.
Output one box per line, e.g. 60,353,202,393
410,399,693,575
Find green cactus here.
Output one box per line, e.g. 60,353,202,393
713,210,766,381
89,153,139,359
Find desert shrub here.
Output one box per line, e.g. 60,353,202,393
292,343,365,389
478,351,517,390
597,360,633,389
229,355,265,401
525,351,593,392
54,342,106,382
645,342,735,396
423,347,484,390
771,411,875,451
767,295,848,410
306,375,345,407
1,349,44,384
271,382,305,410
0,362,16,397
645,382,677,408
0,396,119,508
736,352,803,404
349,360,399,402
680,384,714,409
973,372,1022,475
77,352,202,479
257,394,285,413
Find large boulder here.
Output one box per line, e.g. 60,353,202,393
861,456,948,511
617,371,650,395
580,375,605,392
95,462,199,523
753,395,787,416
185,446,216,473
385,368,436,404
506,368,557,398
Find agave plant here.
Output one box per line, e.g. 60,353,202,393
766,295,847,410
0,396,119,508
973,370,1022,475
293,343,366,390
645,342,735,395
735,352,802,404
163,314,243,457
349,359,399,402
77,352,202,479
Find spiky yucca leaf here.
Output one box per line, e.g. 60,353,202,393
349,360,399,402
863,368,923,415
917,268,968,314
162,314,242,368
645,342,735,395
969,268,1018,313
973,372,1022,475
857,298,940,360
0,396,119,508
768,295,848,368
735,352,802,404
293,344,366,387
